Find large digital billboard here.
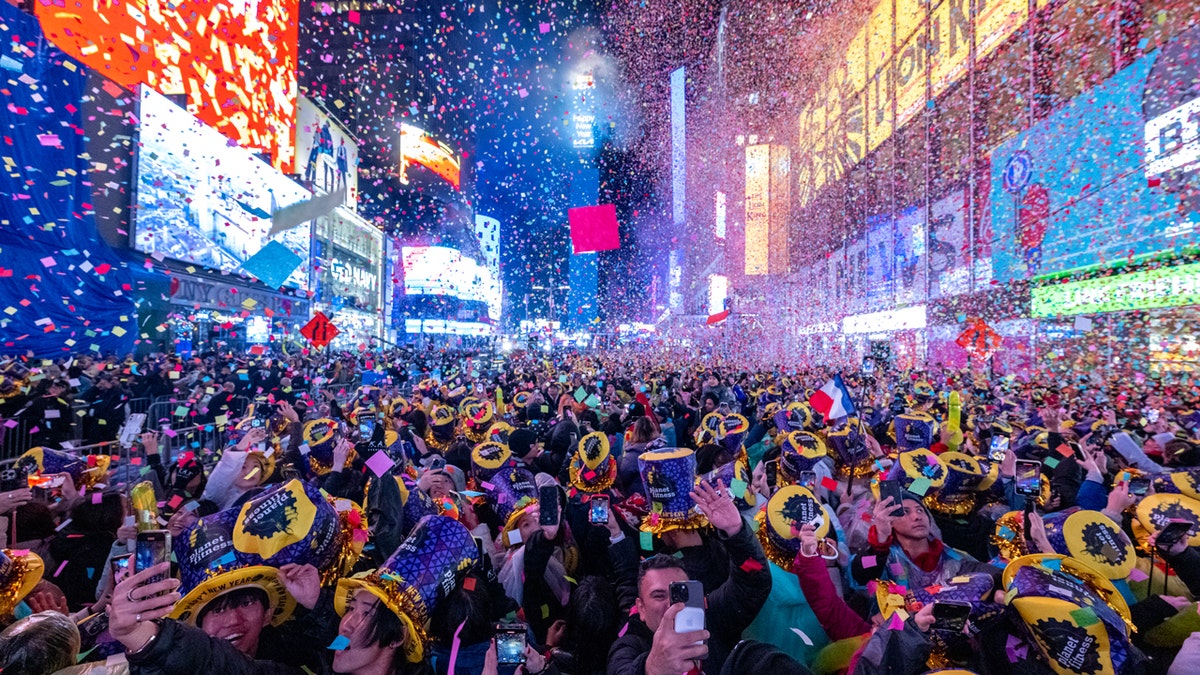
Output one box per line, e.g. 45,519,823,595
315,209,382,312
38,0,298,170
133,88,312,290
401,246,501,321
296,98,359,210
399,124,461,190
990,28,1200,284
1031,263,1200,317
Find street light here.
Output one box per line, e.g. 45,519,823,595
531,284,572,323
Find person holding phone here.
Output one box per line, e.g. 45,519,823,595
852,490,999,591
607,481,772,675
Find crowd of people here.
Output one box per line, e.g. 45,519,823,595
0,346,1198,674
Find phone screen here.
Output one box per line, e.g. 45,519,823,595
495,625,527,665
1157,520,1194,549
766,460,779,487
135,530,171,583
589,496,610,524
879,479,905,516
358,414,376,439
538,486,559,526
110,554,133,584
1128,477,1151,497
1016,460,1042,497
800,471,818,491
988,436,1010,462
932,601,971,632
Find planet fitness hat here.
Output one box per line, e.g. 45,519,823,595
482,465,539,547
924,452,985,516
754,485,829,568
302,418,356,476
1003,554,1134,675
894,412,938,452
171,479,357,626
471,441,513,484
1135,493,1200,548
887,449,947,494
825,418,874,478
16,447,110,489
0,548,43,617
779,431,828,486
335,515,479,663
569,431,617,493
700,448,756,510
639,447,707,534
1040,509,1136,580
721,414,751,453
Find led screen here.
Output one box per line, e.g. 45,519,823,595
134,87,312,290
37,0,299,169
401,246,500,321
399,124,461,190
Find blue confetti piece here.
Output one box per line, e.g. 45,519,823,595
328,635,351,651
240,240,303,290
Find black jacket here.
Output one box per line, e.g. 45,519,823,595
128,620,304,675
606,519,773,675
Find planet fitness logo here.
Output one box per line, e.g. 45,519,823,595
1032,617,1102,674
1081,521,1129,565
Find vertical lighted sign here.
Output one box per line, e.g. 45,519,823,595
715,191,727,240
708,275,729,315
745,144,770,275
671,67,687,227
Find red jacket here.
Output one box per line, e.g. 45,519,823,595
792,550,871,642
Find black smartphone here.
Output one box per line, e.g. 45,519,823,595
538,485,559,526
932,601,972,632
765,459,779,487
1156,519,1194,550
589,495,610,524
879,479,905,516
1015,460,1042,497
1128,477,1151,497
988,436,1010,463
135,530,171,583
110,553,133,584
358,413,376,439
799,471,818,491
0,468,21,492
495,623,527,665
473,536,486,564
669,580,705,638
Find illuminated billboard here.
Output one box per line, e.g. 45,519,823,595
991,33,1200,284
1031,264,1200,318
315,208,382,313
745,145,770,275
133,88,312,290
38,0,298,170
296,98,359,210
401,246,501,321
794,0,1028,206
707,275,729,315
744,144,791,275
399,124,461,190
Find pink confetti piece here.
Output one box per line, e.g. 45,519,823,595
54,559,69,577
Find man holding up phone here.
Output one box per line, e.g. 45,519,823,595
607,481,772,675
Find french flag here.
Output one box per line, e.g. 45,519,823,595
808,374,856,421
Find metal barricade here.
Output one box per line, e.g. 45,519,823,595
0,417,32,461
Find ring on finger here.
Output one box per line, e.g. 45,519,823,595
136,613,142,622
126,589,137,603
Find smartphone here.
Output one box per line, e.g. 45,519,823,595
358,413,376,439
249,415,266,429
862,358,875,374
1128,477,1151,497
669,580,705,640
1148,409,1161,423
495,623,527,665
765,460,779,487
538,486,560,526
0,468,19,492
879,479,905,517
135,530,171,582
589,495,610,524
473,536,486,564
1156,519,1194,550
1016,460,1042,497
932,601,972,632
799,471,818,491
110,553,133,584
988,436,1010,463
